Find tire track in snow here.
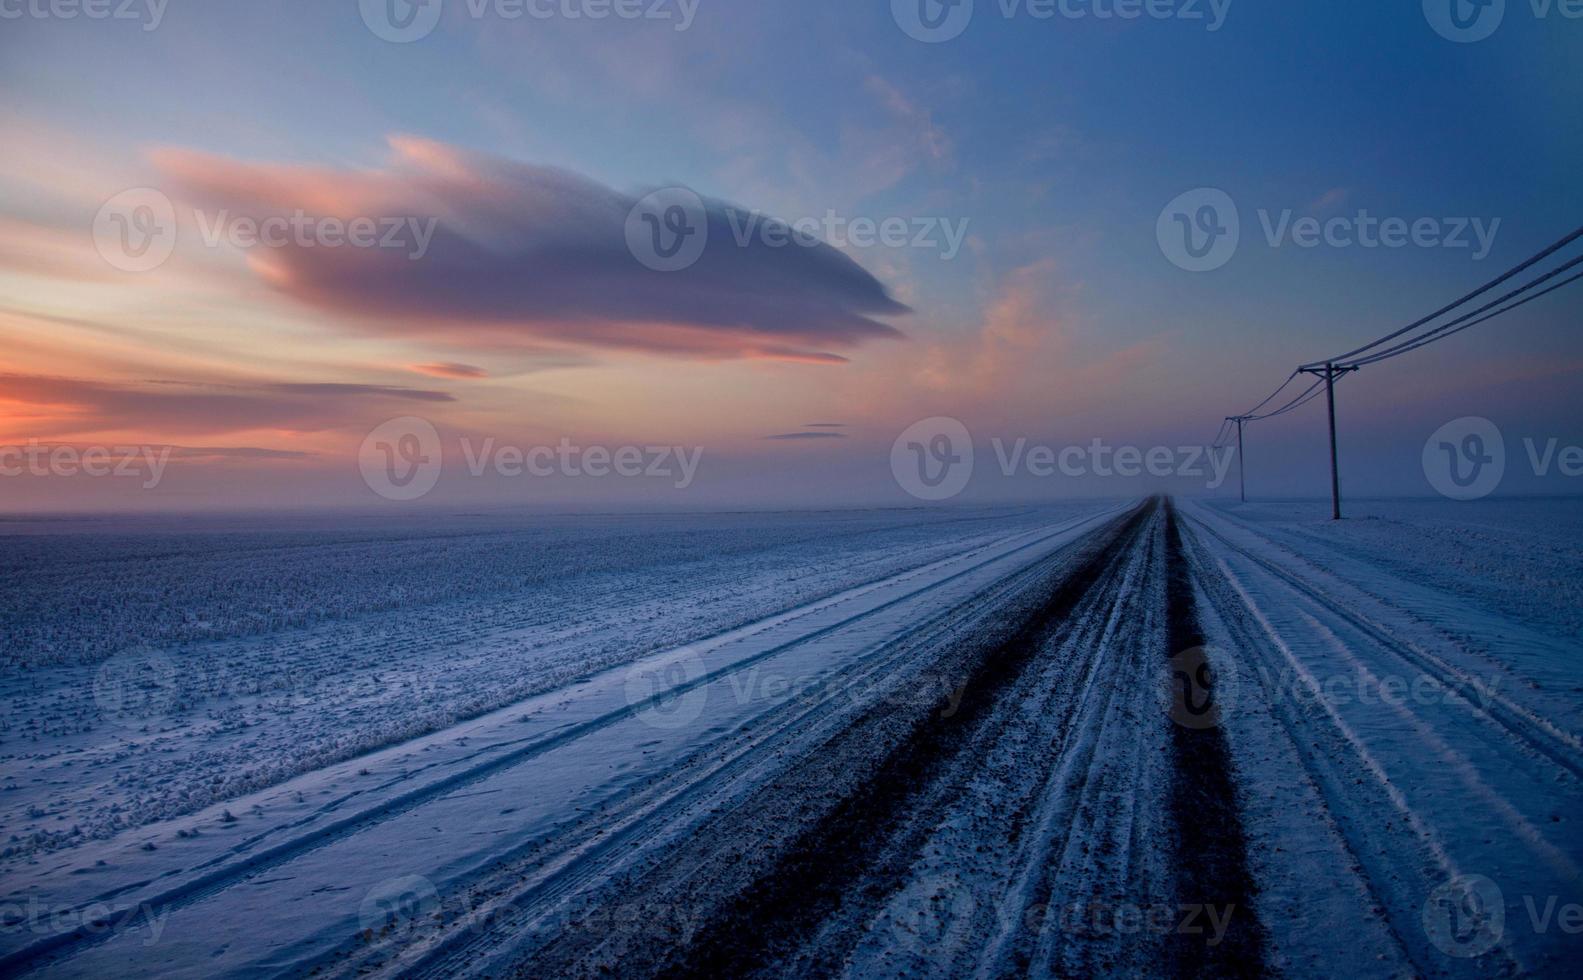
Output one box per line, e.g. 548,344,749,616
1,509,1125,979
1161,501,1267,979
973,502,1167,978
481,501,1157,978
1186,510,1583,780
1175,508,1583,977
344,519,1090,980
827,497,1162,979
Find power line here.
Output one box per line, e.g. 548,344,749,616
1212,419,1233,449
1353,269,1583,366
1279,379,1333,416
1303,225,1583,369
1216,222,1582,519
1346,257,1583,367
1246,377,1326,421
1230,370,1301,420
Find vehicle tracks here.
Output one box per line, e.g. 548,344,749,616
3,508,1127,979
478,498,1269,980
1178,504,1583,978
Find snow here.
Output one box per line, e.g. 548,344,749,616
1181,497,1583,977
3,497,1579,978
0,504,1121,976
0,507,1072,861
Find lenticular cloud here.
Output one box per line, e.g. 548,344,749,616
154,137,909,363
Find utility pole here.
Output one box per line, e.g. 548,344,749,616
1298,363,1359,520
1226,416,1247,503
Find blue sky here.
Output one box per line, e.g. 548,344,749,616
1,0,1579,508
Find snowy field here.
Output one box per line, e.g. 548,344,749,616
0,506,1086,860
1180,497,1583,977
0,498,1578,978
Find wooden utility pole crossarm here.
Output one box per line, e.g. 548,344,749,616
1225,416,1247,503
1298,363,1360,520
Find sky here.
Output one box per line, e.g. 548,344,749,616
1,0,1580,511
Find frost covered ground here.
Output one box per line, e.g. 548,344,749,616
1181,497,1583,977
0,507,1079,860
0,497,1579,979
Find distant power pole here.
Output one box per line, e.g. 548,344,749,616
1226,416,1247,503
1298,363,1359,520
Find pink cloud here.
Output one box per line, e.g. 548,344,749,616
0,373,454,440
151,139,910,364
410,362,489,379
